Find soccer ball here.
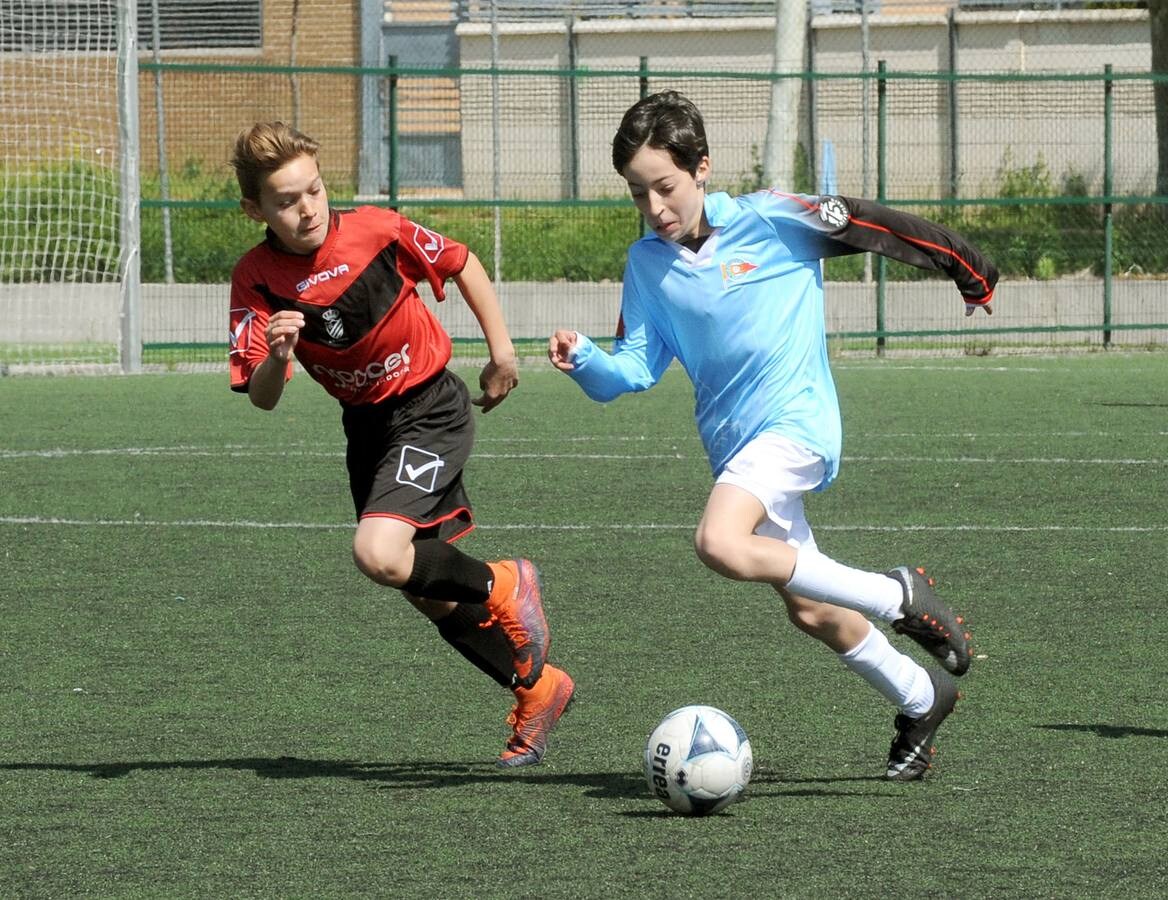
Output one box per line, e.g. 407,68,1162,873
643,705,753,816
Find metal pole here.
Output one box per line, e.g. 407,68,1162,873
860,0,872,285
875,59,887,356
566,16,579,200
387,55,398,203
357,0,383,198
808,11,817,193
1103,63,1113,347
149,0,172,283
490,0,502,294
117,0,142,373
947,8,959,200
289,0,302,128
639,57,650,240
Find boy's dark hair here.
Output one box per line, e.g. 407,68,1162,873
230,122,320,201
611,90,709,176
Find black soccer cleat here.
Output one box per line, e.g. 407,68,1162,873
885,668,960,782
888,566,971,676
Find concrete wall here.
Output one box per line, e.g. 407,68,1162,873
456,10,1154,200
5,280,1164,352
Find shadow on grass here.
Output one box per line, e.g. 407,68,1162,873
0,756,646,797
1091,402,1168,409
1037,723,1168,739
741,772,891,800
0,758,896,808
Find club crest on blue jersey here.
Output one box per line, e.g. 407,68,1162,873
720,258,758,287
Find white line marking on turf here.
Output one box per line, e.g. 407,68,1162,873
0,516,1164,533
1,446,1165,465
834,364,1047,373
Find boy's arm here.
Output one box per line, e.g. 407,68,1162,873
548,276,673,402
771,192,998,313
454,251,518,413
832,195,998,312
229,273,297,411
247,309,302,410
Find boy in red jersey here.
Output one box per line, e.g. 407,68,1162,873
228,122,573,767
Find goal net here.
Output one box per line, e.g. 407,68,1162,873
0,0,126,372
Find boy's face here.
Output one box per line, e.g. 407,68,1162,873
622,145,711,243
241,153,330,255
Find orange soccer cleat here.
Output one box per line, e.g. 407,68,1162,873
484,558,550,689
496,664,576,768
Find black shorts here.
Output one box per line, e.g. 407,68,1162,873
341,369,475,543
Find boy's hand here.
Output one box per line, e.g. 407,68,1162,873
548,329,578,371
472,356,518,413
266,310,305,360
964,292,994,317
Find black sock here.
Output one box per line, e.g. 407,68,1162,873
402,539,492,604
435,603,517,688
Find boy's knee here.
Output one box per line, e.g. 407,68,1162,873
693,523,736,575
352,536,411,587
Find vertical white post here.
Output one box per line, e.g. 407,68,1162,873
763,0,807,189
118,0,142,373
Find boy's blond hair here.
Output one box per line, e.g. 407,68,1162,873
230,122,319,201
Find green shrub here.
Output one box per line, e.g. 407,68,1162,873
3,154,1162,285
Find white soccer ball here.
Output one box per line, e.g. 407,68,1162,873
643,705,753,816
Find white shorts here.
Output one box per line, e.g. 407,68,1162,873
715,432,826,550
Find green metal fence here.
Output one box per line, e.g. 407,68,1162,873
4,59,1167,372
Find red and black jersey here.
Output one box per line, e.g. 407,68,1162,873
229,206,469,405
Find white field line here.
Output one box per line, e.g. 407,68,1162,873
2,445,1166,465
0,515,1164,533
833,364,1048,373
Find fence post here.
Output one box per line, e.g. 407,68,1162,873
875,60,887,356
148,0,173,283
567,17,580,200
358,0,383,198
947,8,959,199
387,54,398,204
639,57,650,240
117,0,142,374
1103,63,1113,347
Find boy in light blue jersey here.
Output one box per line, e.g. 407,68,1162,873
548,91,998,781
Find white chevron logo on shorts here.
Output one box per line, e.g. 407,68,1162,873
396,445,445,492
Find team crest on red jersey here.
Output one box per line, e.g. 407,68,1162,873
413,224,444,264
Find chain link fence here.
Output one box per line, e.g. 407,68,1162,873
1,0,1164,371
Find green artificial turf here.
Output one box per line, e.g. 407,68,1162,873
1,353,1165,898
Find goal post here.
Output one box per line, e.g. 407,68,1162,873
118,0,142,374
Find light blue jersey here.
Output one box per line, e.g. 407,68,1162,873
568,190,849,488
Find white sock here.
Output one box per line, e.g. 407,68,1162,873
786,547,904,623
839,622,935,717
